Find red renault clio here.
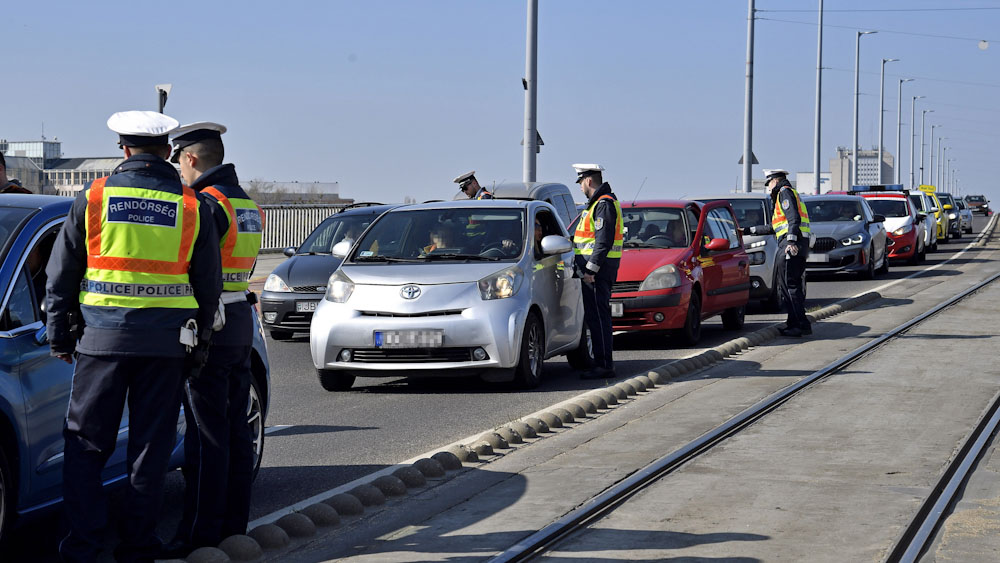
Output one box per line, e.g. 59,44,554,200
611,200,750,344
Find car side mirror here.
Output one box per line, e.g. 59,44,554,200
283,247,296,257
872,214,886,223
930,207,939,213
915,214,924,223
943,204,953,211
704,238,730,252
331,241,352,258
540,235,572,255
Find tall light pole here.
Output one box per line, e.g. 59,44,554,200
919,110,933,184
812,0,824,194
895,78,913,184
877,58,899,184
742,0,755,193
852,30,877,187
155,84,172,113
909,95,924,189
939,142,948,188
929,124,938,185
522,0,538,183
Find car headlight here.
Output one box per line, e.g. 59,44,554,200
840,234,864,246
892,225,912,236
479,265,524,300
325,270,354,303
747,239,767,249
748,251,766,265
639,264,681,291
264,274,291,292
948,213,957,220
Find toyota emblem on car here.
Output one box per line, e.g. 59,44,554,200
400,285,421,299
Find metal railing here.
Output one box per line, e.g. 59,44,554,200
261,204,347,252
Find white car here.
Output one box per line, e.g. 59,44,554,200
309,200,593,390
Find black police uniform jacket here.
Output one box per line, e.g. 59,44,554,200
45,154,222,358
576,182,621,280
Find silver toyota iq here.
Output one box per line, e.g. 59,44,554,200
310,200,593,391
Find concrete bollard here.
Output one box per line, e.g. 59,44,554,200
323,493,364,515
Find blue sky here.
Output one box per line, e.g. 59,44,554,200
4,1,999,203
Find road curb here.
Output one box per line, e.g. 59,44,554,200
191,289,885,561
973,213,999,248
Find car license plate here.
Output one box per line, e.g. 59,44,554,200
806,253,829,263
295,301,319,312
374,329,444,348
611,301,624,317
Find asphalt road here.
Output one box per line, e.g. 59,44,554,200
5,215,989,561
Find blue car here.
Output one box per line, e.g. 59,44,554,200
0,193,270,540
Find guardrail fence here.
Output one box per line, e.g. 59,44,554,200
261,204,347,252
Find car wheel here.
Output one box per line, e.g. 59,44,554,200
677,292,702,345
721,304,745,330
860,245,876,280
876,246,889,275
0,445,13,545
566,324,595,370
269,329,293,341
248,377,265,480
317,369,356,392
513,313,544,389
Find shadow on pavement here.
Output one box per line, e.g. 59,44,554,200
266,424,378,437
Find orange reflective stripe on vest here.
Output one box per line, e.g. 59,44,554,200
203,186,264,270
85,177,198,274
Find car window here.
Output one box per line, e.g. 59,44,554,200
909,194,924,211
860,199,874,222
705,208,740,250
805,200,863,222
533,209,562,259
1,268,38,331
621,207,688,249
352,208,525,262
686,208,700,242
0,207,35,265
298,214,375,254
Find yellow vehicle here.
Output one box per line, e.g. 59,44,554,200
919,185,950,242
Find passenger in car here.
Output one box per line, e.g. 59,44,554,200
423,222,460,254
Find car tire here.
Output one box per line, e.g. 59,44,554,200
860,245,876,280
876,246,889,275
317,369,356,392
269,329,293,341
677,292,702,345
566,324,595,370
248,377,265,480
721,304,745,330
0,444,13,546
513,313,544,389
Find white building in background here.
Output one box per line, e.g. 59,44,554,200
1,139,121,195
794,172,832,194
830,147,894,191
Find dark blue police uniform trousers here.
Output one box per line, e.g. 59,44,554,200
59,354,185,563
776,242,810,331
581,265,618,370
175,345,254,546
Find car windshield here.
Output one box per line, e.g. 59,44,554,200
351,208,525,262
699,199,767,230
938,194,955,206
0,206,34,262
967,195,986,203
909,195,924,211
955,200,966,210
805,200,863,222
622,207,689,249
866,199,908,218
298,213,377,254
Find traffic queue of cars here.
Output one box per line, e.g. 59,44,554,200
0,194,272,540
254,182,974,395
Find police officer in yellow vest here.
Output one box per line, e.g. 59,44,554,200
743,168,812,337
160,122,264,557
572,163,624,379
46,111,222,562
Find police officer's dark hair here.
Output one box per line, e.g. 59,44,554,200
185,138,225,168
129,144,173,160
590,172,603,185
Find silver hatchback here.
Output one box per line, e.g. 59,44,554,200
309,200,593,390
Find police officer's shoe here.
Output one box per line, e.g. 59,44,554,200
581,366,616,380
158,539,196,559
778,327,805,338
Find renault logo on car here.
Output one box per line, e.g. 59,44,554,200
400,285,421,299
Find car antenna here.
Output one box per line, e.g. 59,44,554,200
632,176,648,205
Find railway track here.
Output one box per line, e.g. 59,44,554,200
488,267,1000,563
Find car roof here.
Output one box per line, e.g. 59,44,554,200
0,193,74,209
693,193,770,201
335,203,399,217
802,194,865,201
387,199,535,211
621,199,691,208
859,192,907,199
489,182,571,200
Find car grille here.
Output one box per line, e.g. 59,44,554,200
612,281,642,293
351,348,474,363
359,309,464,317
292,285,327,293
812,237,837,252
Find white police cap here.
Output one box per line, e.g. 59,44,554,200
453,170,476,186
107,111,179,147
572,163,605,183
170,121,228,163
763,168,789,179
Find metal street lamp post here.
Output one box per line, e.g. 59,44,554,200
852,31,877,187
909,95,924,189
920,110,933,184
522,0,538,183
895,78,913,184
929,124,938,185
742,0,756,193
877,58,899,184
812,0,824,194
939,143,948,188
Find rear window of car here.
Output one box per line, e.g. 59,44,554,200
866,199,909,218
698,199,767,230
805,200,863,222
967,195,986,203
